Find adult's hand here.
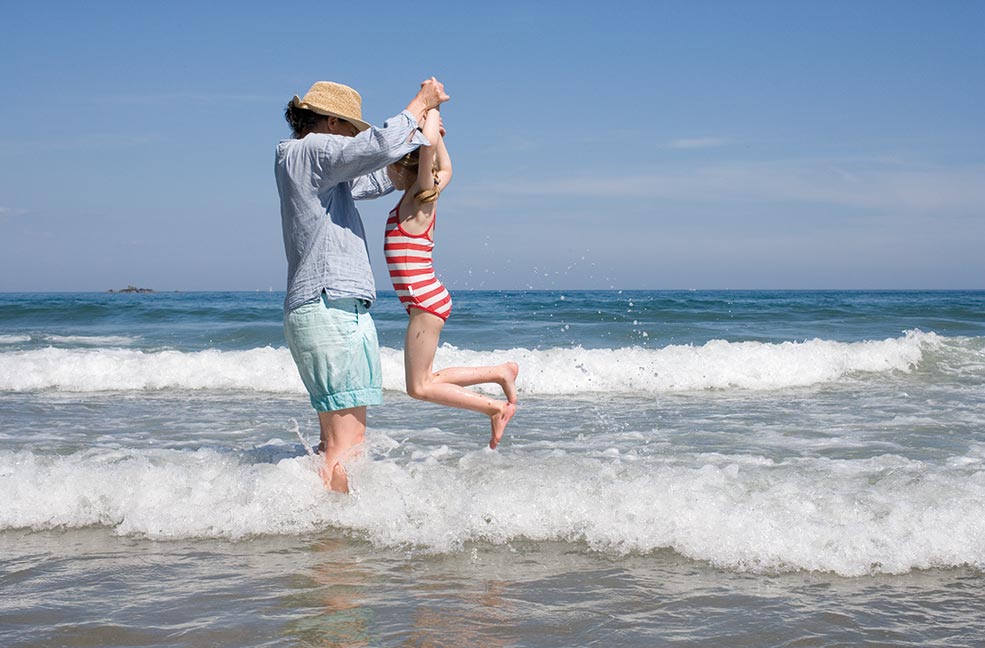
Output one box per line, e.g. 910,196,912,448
407,77,450,126
421,76,450,107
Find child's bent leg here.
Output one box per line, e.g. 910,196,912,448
404,310,497,414
404,309,516,446
432,362,519,403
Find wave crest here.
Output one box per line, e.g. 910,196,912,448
0,330,946,394
3,445,984,577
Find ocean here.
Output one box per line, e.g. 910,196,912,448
1,289,984,647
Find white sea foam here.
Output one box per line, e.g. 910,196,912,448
3,444,984,576
0,335,31,344
0,346,305,393
0,448,327,539
1,330,947,394
396,329,940,395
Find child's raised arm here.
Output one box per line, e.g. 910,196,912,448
416,109,453,197
429,111,452,190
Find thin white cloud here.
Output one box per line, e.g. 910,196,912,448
497,158,985,212
0,207,29,219
667,137,729,150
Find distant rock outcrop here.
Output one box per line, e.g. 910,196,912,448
108,285,155,293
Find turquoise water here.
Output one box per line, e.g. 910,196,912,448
2,290,984,646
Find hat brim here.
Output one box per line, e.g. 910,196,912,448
292,95,371,132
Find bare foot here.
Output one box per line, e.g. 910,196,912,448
319,458,349,493
499,362,519,404
489,401,516,450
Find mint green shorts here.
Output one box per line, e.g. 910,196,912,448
284,295,383,412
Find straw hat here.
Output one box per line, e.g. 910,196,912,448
291,81,370,132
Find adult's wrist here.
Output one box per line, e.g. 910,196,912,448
405,97,427,126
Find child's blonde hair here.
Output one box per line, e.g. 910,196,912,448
395,150,440,203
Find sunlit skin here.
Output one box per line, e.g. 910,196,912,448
310,78,451,492
387,108,518,449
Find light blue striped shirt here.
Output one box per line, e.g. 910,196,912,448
275,110,428,312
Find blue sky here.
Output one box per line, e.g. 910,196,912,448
1,0,983,291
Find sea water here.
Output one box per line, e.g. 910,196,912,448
1,290,984,646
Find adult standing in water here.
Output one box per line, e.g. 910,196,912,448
276,77,450,492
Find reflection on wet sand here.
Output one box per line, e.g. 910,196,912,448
284,537,516,647
284,538,374,647
404,578,509,648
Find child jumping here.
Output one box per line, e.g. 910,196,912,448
385,108,518,449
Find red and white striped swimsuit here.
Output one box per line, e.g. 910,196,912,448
384,197,452,320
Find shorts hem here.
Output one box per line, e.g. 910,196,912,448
310,388,383,412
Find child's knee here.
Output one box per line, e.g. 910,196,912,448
406,382,429,401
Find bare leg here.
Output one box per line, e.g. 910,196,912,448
404,309,516,449
316,406,366,493
432,361,519,403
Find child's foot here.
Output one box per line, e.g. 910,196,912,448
489,402,516,450
499,362,520,404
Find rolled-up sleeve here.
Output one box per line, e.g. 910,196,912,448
314,110,430,191
350,168,394,200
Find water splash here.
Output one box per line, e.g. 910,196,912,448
290,418,315,457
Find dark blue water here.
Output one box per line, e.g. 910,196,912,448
2,290,982,351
